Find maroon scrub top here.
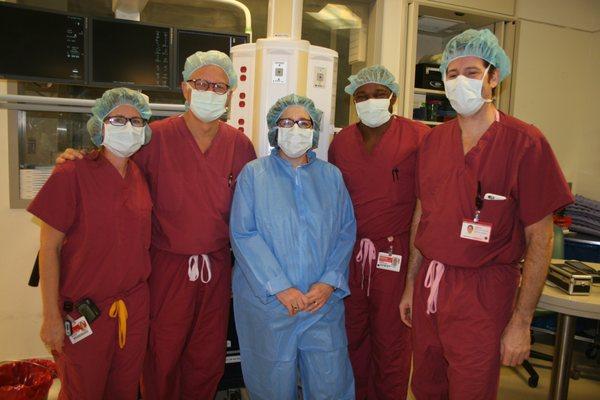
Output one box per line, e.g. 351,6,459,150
133,116,256,255
415,112,574,268
28,150,152,301
329,116,430,240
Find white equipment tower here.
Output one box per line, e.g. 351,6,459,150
227,0,338,160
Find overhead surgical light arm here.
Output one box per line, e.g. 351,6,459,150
208,0,253,43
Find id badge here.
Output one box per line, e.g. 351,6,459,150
376,252,402,272
67,315,93,344
460,219,492,243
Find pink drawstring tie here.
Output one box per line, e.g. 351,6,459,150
424,260,445,314
188,254,212,283
356,238,377,296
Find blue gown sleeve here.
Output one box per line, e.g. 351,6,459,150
318,169,356,299
230,165,292,304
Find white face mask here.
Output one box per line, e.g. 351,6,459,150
277,125,314,158
444,66,493,117
188,84,228,122
355,95,392,128
102,122,145,158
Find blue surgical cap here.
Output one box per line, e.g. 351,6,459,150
182,50,238,89
344,65,400,96
267,94,323,148
441,29,511,82
87,87,152,147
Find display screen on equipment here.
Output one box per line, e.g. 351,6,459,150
176,30,247,82
91,18,171,89
0,3,86,83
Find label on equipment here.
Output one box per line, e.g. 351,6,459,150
272,61,287,84
314,66,326,88
226,355,241,364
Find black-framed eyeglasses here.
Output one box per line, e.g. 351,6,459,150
104,116,147,128
187,78,230,95
276,118,313,129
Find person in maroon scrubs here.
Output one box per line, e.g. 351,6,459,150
30,88,153,400
399,29,574,400
57,51,256,400
329,65,429,400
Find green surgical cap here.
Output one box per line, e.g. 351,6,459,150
86,87,152,147
266,94,323,148
182,50,237,89
441,29,511,82
344,65,400,96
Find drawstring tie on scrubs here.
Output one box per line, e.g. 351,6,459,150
424,260,445,314
188,254,212,283
356,238,377,296
109,299,128,349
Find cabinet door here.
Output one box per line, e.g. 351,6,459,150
400,2,516,123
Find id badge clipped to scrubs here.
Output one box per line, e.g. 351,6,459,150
460,220,492,243
376,237,402,272
66,315,93,344
460,181,493,243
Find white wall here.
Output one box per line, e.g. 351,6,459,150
512,0,600,199
574,31,600,199
0,81,47,360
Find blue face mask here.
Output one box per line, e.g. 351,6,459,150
102,122,145,158
444,65,492,117
277,125,314,158
355,95,392,128
187,84,228,122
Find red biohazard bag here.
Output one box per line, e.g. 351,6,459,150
0,360,55,400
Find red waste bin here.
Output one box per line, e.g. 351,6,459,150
0,359,56,400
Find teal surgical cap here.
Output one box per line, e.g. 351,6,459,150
344,65,400,96
182,50,238,89
267,94,323,148
441,28,511,82
87,87,152,147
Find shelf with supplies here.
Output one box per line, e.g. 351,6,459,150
414,87,445,96
400,1,516,118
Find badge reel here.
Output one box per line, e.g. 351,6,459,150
376,236,402,272
460,181,492,243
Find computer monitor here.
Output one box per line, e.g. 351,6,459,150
176,29,247,83
0,3,86,84
90,18,172,90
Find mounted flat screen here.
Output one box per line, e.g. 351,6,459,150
91,18,171,89
0,3,86,84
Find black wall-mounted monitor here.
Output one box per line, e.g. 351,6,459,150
0,3,86,84
90,18,172,90
175,30,248,83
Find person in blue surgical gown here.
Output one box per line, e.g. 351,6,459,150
230,93,356,400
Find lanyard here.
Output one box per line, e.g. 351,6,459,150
387,236,394,255
474,180,484,222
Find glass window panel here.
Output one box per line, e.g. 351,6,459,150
303,1,374,127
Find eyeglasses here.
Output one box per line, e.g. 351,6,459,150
104,116,147,128
187,78,230,95
276,118,313,129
